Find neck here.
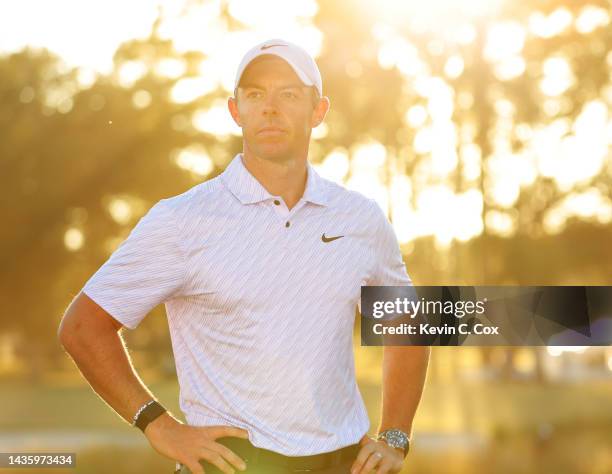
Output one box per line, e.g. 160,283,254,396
241,149,308,210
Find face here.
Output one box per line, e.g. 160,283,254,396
228,56,329,163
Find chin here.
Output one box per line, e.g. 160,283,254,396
254,144,294,162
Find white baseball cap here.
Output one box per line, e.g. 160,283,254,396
234,39,323,96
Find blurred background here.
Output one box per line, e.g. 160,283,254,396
1,0,611,472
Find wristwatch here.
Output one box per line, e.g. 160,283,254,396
377,429,411,457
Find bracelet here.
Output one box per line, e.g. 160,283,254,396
132,400,155,425
132,400,167,432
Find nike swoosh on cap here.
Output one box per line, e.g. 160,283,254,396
261,44,287,50
321,233,344,243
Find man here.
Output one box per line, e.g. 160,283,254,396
58,39,430,474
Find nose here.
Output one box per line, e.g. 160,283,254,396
262,92,280,116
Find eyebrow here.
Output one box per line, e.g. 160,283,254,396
239,83,307,90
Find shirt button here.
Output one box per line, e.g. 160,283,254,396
274,199,281,205
285,221,290,228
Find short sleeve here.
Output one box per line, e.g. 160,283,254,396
366,202,412,287
82,199,185,329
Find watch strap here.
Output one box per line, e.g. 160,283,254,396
133,400,167,432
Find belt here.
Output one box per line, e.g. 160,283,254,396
215,437,360,472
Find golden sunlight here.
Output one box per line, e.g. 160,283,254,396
173,145,215,177
64,228,84,251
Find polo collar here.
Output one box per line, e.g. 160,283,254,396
220,154,329,207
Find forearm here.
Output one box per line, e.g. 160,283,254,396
60,324,157,425
377,346,430,436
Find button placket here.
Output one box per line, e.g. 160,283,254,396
271,197,288,219
269,199,305,239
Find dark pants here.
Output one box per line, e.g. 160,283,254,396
178,459,352,473
175,438,356,474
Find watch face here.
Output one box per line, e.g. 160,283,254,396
382,429,409,449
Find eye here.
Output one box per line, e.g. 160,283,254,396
280,90,299,100
246,90,263,99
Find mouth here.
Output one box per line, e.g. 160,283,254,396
257,126,286,136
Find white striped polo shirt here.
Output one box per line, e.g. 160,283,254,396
83,153,412,456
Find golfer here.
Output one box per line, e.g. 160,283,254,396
58,39,430,474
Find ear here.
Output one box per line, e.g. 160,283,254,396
228,96,242,127
311,96,330,128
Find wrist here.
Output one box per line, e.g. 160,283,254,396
131,399,168,434
144,412,179,438
377,428,411,458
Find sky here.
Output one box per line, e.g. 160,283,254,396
0,0,167,73
0,0,322,74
